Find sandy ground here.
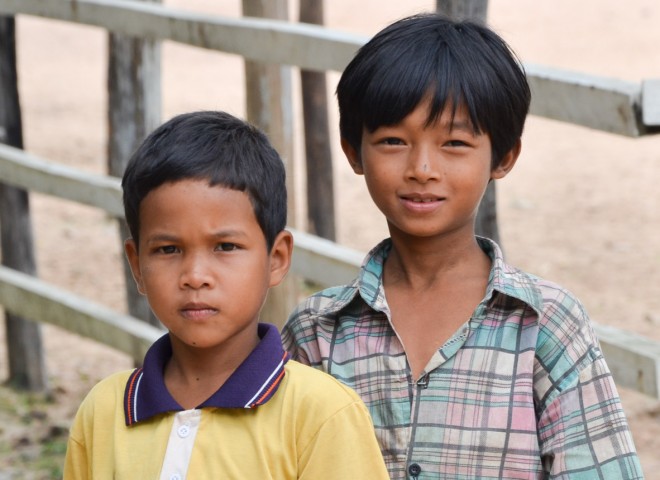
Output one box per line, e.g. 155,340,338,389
1,0,660,477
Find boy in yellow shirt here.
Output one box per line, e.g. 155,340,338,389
63,111,388,479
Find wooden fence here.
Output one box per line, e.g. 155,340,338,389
1,0,660,397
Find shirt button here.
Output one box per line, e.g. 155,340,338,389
169,475,181,480
177,425,190,438
408,463,422,477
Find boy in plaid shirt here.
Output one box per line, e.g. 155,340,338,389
282,13,643,479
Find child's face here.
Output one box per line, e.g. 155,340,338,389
124,179,291,352
343,99,517,242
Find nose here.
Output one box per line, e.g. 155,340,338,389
405,145,440,183
180,252,213,290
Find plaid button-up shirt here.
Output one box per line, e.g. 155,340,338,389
281,237,643,479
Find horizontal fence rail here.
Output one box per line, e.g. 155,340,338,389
1,0,660,136
0,264,161,360
1,143,660,397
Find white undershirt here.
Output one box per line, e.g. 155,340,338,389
159,409,202,480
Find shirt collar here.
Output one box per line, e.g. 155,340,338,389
124,323,289,426
314,236,544,317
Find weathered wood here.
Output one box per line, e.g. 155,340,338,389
107,0,162,328
435,1,500,244
0,15,48,391
0,143,123,215
241,0,297,329
0,147,359,288
436,0,488,20
0,0,650,137
300,0,335,241
0,265,161,362
0,0,363,73
2,0,660,400
526,64,641,137
289,228,362,286
594,324,660,398
642,79,660,127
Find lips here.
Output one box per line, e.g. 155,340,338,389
180,302,218,320
398,192,445,213
400,193,443,202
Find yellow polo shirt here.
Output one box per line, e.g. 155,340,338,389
63,325,388,479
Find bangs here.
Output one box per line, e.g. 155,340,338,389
359,31,484,136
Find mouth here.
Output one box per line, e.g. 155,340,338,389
180,302,218,320
401,192,443,201
400,193,445,208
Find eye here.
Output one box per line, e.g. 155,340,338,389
445,139,469,148
217,243,238,252
156,245,179,254
380,137,404,146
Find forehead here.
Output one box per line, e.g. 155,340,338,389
138,180,258,232
371,97,479,134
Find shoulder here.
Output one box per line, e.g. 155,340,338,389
278,362,389,478
75,370,134,419
282,283,359,347
278,360,377,448
68,370,134,445
290,283,359,321
487,238,590,332
282,360,363,406
500,264,597,349
280,360,372,424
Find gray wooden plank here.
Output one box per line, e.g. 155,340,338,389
594,323,660,398
0,265,162,361
0,0,647,136
526,63,641,136
0,143,123,216
642,79,660,126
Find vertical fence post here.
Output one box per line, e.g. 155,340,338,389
107,0,162,328
435,0,500,246
242,0,297,328
0,16,48,391
299,0,335,241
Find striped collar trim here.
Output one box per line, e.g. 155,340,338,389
124,323,289,426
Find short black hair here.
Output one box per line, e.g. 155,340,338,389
337,13,531,167
122,111,287,250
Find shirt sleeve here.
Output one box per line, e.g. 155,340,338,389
534,288,643,479
62,403,90,480
538,357,643,478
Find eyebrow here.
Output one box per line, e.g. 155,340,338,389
448,120,478,133
144,229,248,244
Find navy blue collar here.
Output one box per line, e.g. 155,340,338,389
124,323,289,426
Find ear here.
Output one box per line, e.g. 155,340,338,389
268,230,293,287
491,139,522,180
124,238,146,295
341,138,364,175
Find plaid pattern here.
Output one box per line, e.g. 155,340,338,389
281,238,643,479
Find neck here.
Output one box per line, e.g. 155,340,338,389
384,232,489,290
165,332,259,409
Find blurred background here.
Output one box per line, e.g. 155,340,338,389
1,0,659,477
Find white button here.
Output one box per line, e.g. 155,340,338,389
177,425,190,438
169,474,181,480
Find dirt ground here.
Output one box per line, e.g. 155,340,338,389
1,0,660,478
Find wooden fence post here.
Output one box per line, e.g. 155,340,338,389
435,0,500,245
299,0,335,241
0,16,48,391
242,0,298,328
107,0,162,328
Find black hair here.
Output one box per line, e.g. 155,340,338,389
122,111,287,250
337,13,531,167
